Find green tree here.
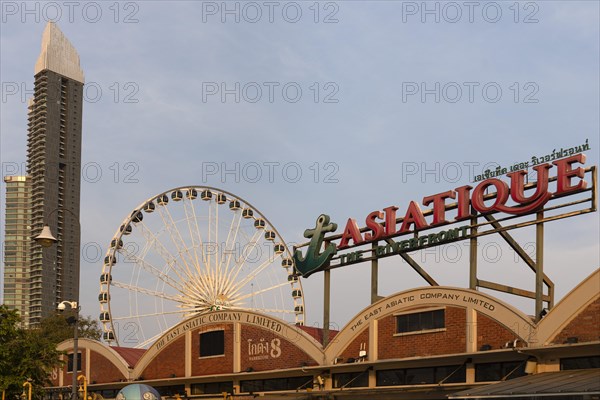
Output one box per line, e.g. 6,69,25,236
40,313,102,343
0,306,23,398
0,305,63,400
0,307,103,399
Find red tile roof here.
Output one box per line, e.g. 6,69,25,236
111,346,146,367
298,325,339,345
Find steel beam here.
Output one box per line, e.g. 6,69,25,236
478,279,551,302
323,268,331,347
388,238,438,286
483,213,554,307
535,211,544,321
371,242,379,304
469,214,477,290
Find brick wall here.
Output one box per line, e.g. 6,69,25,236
89,351,127,383
337,329,369,362
49,370,59,387
241,325,318,372
476,312,519,350
49,362,63,387
552,298,600,344
142,336,186,379
58,350,87,385
190,324,234,376
378,307,466,359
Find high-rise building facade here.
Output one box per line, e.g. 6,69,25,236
3,176,31,326
26,22,84,326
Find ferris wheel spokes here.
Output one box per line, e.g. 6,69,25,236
99,186,305,347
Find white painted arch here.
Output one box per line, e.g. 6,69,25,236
536,268,600,345
57,338,131,379
324,286,536,362
133,310,325,377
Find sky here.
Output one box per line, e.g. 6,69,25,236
1,1,599,346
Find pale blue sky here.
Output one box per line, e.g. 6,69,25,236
1,1,598,339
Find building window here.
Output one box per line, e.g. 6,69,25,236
332,371,369,388
475,361,526,382
199,330,224,357
434,365,467,384
377,365,465,386
191,382,233,395
240,380,263,393
405,367,435,385
240,377,312,393
99,390,118,399
154,386,185,397
67,352,82,373
396,309,445,334
377,369,405,386
561,356,600,370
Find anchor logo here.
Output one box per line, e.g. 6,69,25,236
293,214,337,278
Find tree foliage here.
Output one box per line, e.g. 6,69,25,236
40,313,102,343
0,306,23,397
0,306,102,399
0,305,62,399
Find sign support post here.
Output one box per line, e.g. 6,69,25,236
535,211,544,321
371,242,379,304
323,267,331,347
469,213,478,290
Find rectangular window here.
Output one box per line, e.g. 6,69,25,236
241,379,264,393
561,356,600,370
396,309,445,334
377,365,465,386
435,365,467,384
475,361,526,382
266,377,312,391
332,371,369,388
199,330,224,357
376,369,405,386
99,390,118,399
240,377,312,393
67,352,82,372
154,385,185,396
191,382,233,395
405,367,435,385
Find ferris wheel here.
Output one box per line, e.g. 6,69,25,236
99,186,305,348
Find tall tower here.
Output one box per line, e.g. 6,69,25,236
27,22,84,326
2,176,31,326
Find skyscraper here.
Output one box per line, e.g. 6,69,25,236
3,176,31,327
26,22,84,326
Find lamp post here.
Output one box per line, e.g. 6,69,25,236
34,206,79,247
57,300,80,400
35,224,57,247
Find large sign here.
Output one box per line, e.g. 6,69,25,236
294,153,592,278
294,214,337,277
248,337,282,361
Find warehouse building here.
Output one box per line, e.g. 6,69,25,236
47,269,599,399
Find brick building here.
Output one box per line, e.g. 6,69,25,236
47,269,599,399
